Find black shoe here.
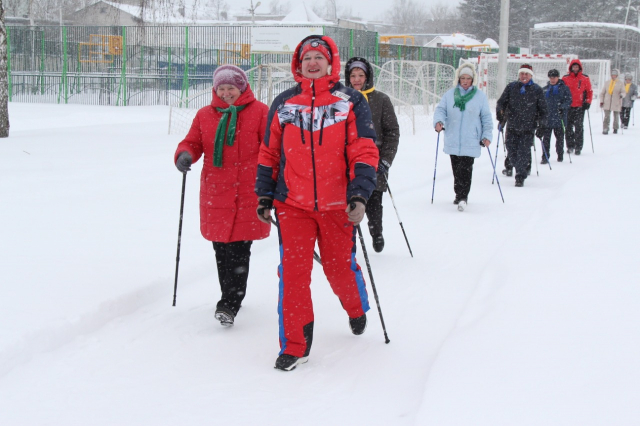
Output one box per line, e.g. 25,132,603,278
575,150,581,155
541,157,548,164
349,314,367,335
502,168,513,177
557,155,563,162
372,235,384,253
274,354,309,371
515,177,524,187
214,307,235,327
613,129,618,134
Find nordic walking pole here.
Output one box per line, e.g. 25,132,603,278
173,172,187,307
538,135,552,170
587,109,595,153
431,131,441,204
355,222,390,344
531,139,540,177
492,125,502,184
561,120,572,164
484,142,504,203
271,218,322,265
382,174,413,257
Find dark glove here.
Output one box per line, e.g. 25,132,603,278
256,197,273,224
176,151,192,173
535,127,544,139
582,102,591,110
497,122,505,131
346,197,366,225
377,159,391,177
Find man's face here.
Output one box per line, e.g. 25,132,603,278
549,76,559,85
519,72,532,84
611,73,618,80
571,64,580,74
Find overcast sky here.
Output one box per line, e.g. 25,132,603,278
231,0,462,22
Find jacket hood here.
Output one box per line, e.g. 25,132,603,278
454,63,478,88
568,59,583,73
211,84,255,108
344,56,374,91
291,35,341,89
611,68,621,77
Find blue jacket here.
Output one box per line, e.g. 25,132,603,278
541,80,572,128
433,86,493,158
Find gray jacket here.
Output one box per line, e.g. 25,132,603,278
622,83,638,108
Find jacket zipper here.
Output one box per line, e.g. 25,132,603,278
298,112,306,144
318,110,327,146
310,82,319,211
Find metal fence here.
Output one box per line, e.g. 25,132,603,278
7,25,484,106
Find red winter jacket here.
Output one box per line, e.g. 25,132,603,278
562,59,593,108
255,35,379,211
175,86,270,243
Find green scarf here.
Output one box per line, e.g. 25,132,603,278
213,104,246,167
453,86,477,111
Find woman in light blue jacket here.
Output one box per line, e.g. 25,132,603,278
434,62,493,211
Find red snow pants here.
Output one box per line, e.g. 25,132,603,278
274,201,370,358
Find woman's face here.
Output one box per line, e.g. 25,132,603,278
301,50,330,79
459,75,473,90
216,84,241,105
349,68,367,91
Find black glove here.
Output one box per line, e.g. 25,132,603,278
535,127,544,139
176,151,192,173
582,102,591,110
377,159,391,176
256,197,273,224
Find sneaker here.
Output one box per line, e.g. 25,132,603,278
502,168,513,177
372,235,384,253
613,129,618,134
274,354,309,371
575,150,581,155
214,307,235,327
457,200,467,212
349,314,367,335
541,157,548,164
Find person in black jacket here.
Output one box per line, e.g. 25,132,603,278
537,69,572,163
497,64,548,187
345,57,400,252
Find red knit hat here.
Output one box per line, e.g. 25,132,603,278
298,37,332,62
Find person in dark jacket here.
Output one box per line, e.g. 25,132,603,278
497,64,548,187
255,35,379,372
537,69,572,163
345,57,400,252
562,59,592,155
174,65,271,327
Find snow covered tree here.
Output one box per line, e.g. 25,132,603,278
0,0,8,138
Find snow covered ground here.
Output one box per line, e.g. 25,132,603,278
1,102,639,425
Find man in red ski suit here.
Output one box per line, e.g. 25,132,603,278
562,59,593,155
254,35,379,371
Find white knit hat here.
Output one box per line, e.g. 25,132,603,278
518,63,534,76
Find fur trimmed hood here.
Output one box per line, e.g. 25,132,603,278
454,63,478,87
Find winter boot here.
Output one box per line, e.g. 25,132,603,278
274,354,309,371
567,147,574,154
214,307,235,327
575,149,581,155
515,177,524,187
457,199,467,212
541,157,548,165
502,168,513,177
603,130,608,135
372,234,384,253
557,154,563,162
613,129,618,134
349,314,367,335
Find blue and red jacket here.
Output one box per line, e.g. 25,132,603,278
255,35,379,211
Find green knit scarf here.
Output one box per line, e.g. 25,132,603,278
213,104,246,167
453,86,477,111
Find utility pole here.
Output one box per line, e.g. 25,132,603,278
497,0,510,96
249,0,261,25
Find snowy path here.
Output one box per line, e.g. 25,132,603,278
1,103,638,425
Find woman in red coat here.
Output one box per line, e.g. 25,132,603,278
254,36,379,371
175,65,270,327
